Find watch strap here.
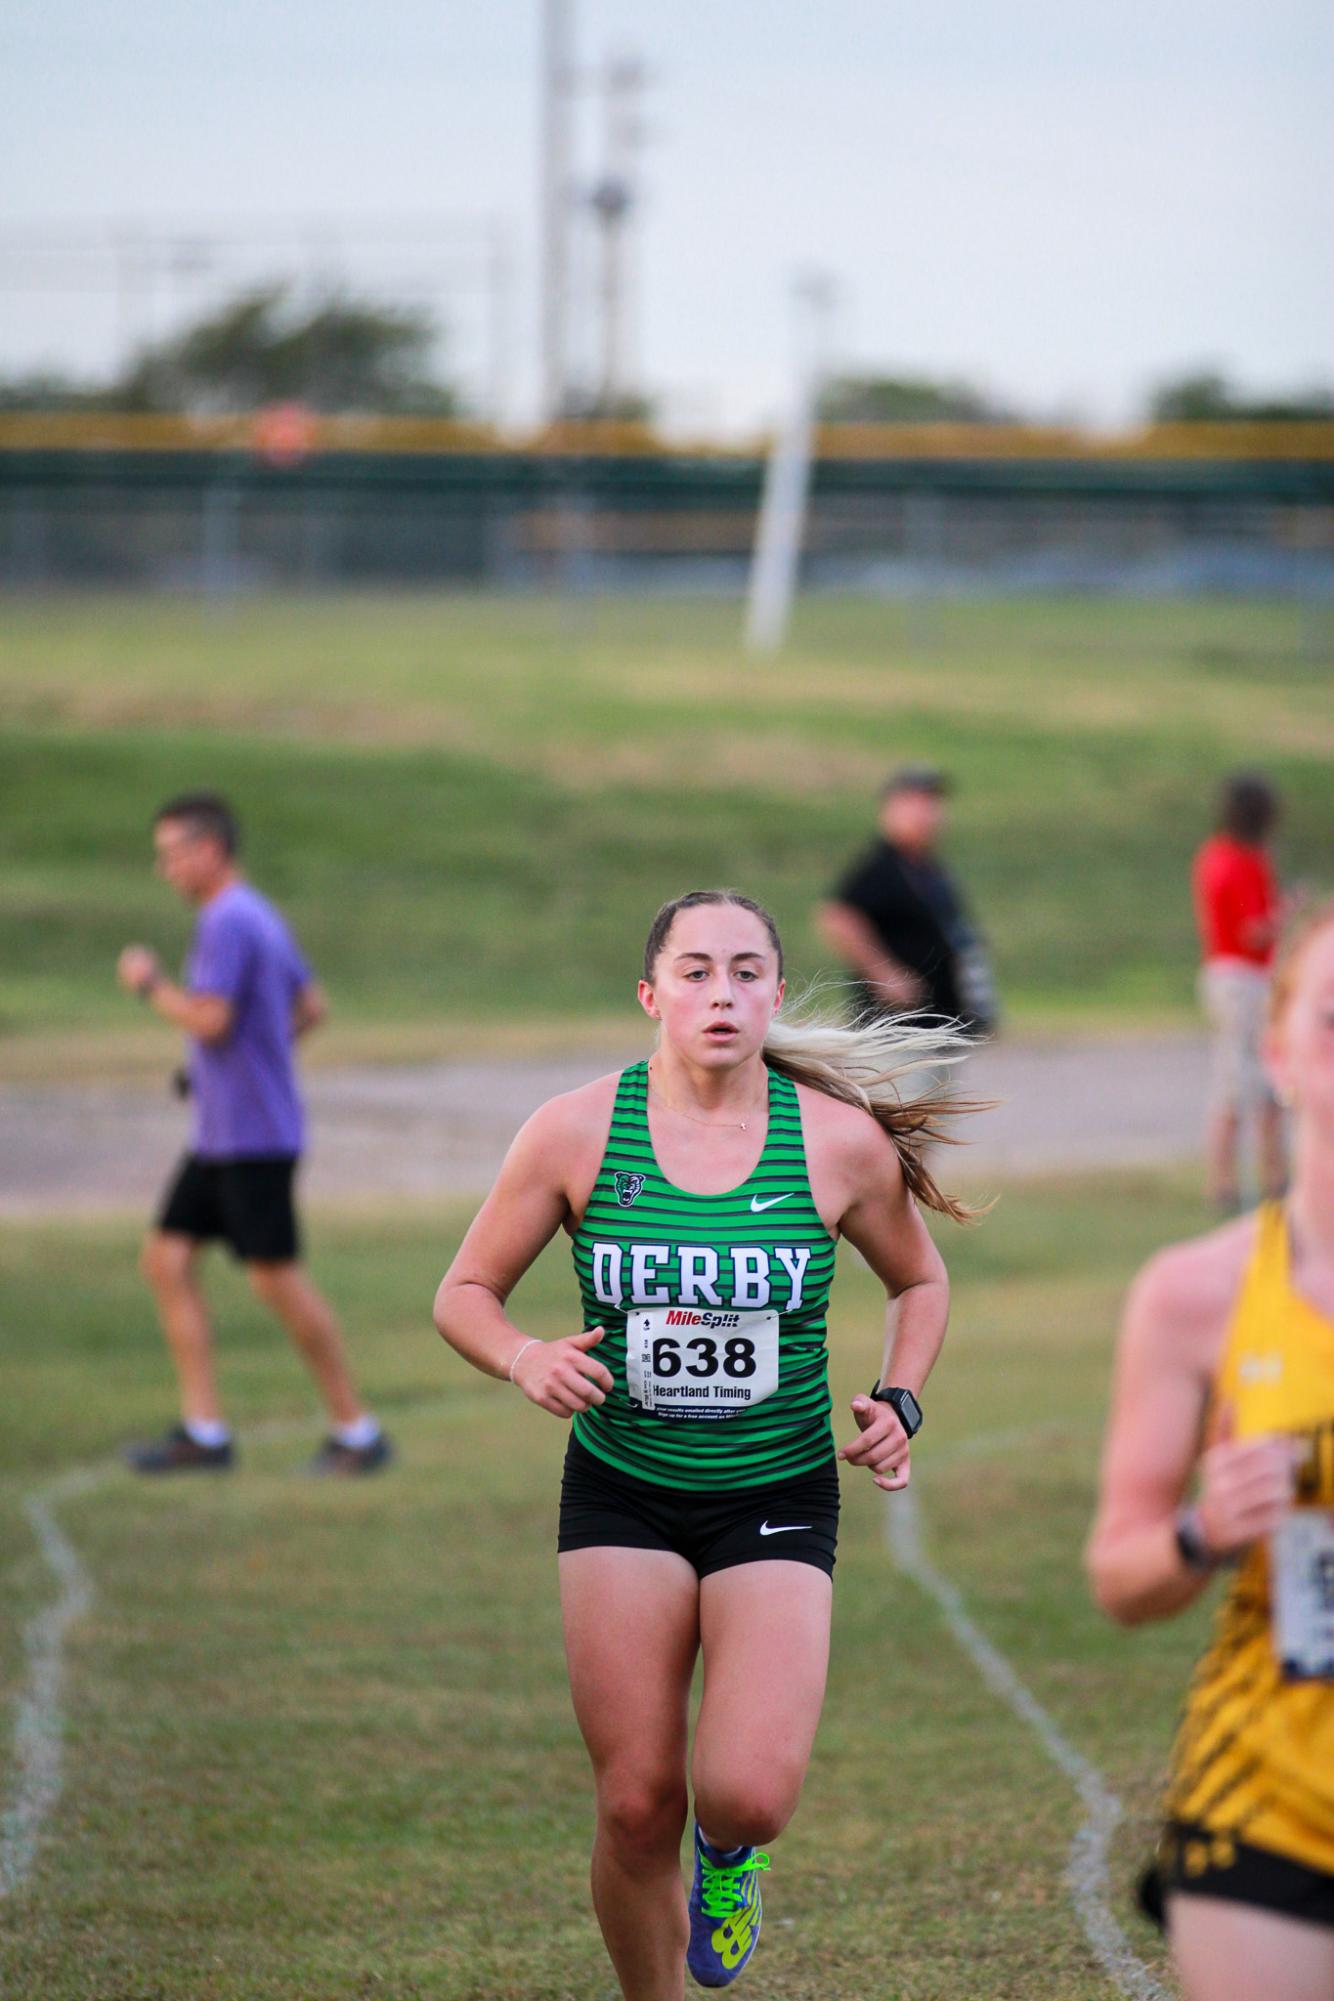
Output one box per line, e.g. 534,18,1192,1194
1174,1504,1223,1573
870,1382,923,1438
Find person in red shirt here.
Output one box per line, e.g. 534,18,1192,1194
1192,772,1286,1209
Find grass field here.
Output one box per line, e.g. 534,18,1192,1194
2,588,1321,1994
2,594,1330,1070
1,1170,1220,2000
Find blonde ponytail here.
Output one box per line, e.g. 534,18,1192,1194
763,1005,990,1224
642,888,991,1223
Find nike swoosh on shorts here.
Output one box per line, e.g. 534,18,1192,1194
749,1194,792,1212
759,1521,812,1536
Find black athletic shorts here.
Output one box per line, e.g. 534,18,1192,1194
156,1153,301,1264
1139,1820,1334,1933
558,1434,839,1578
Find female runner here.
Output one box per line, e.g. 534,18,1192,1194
1087,902,1334,2001
433,889,977,1999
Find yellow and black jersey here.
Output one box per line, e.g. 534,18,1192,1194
1163,1203,1334,1879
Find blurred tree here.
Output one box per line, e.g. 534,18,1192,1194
1150,369,1334,423
0,372,110,411
116,286,461,415
817,373,1012,423
1149,370,1233,421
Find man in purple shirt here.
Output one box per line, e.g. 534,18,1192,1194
116,791,391,1476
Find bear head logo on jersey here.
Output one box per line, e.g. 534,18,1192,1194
613,1172,646,1208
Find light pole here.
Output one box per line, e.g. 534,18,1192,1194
745,269,837,654
588,56,646,416
540,0,574,423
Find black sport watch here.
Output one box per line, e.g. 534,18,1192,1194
1173,1504,1234,1574
870,1383,923,1438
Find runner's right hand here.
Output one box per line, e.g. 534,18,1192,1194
512,1327,614,1419
1197,1405,1299,1557
117,944,160,994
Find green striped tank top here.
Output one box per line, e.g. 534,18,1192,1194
571,1060,837,1490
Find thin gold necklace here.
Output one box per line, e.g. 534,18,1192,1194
647,1059,767,1132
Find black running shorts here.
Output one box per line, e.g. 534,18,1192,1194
558,1434,839,1578
156,1153,301,1264
1140,1820,1334,1932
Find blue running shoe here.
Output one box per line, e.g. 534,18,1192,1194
686,1824,770,1988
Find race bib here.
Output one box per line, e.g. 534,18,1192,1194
1272,1511,1334,1681
624,1306,779,1422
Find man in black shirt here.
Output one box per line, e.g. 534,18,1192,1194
818,765,997,1036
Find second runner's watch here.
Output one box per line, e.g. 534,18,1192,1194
1173,1504,1236,1573
870,1383,923,1438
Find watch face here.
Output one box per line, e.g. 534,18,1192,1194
898,1391,923,1433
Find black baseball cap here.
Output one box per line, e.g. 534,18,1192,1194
881,763,951,798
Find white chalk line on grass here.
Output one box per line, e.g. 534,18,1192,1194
0,1471,97,1900
0,1410,354,1903
7,1404,1168,2001
0,1388,506,1900
886,1456,1169,2001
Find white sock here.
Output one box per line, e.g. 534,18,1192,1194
699,1831,748,1864
185,1418,231,1448
333,1414,381,1450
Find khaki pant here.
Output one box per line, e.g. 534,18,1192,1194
1199,960,1275,1115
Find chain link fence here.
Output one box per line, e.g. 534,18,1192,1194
3,423,1332,598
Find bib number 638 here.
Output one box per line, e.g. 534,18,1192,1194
650,1334,757,1380
627,1307,780,1419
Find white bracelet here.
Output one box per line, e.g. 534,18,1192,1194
507,1338,540,1385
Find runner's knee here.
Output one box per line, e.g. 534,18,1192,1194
246,1260,298,1308
693,1775,798,1848
596,1770,688,1862
140,1232,194,1290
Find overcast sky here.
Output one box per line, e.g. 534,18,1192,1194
2,0,1330,431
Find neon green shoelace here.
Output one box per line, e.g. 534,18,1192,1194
699,1850,771,1920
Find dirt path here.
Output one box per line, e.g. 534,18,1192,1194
1,1035,1209,1219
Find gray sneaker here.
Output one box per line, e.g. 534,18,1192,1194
125,1424,235,1474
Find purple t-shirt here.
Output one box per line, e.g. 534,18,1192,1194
185,882,311,1160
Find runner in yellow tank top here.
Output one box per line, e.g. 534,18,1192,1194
1088,901,1334,2001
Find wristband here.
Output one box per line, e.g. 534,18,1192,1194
1174,1504,1234,1573
507,1338,540,1385
138,972,161,1002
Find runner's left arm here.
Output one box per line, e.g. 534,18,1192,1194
836,1127,949,1492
